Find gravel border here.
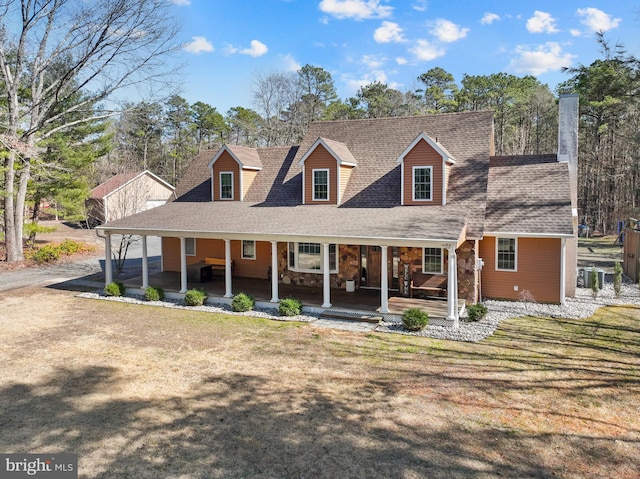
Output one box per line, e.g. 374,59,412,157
78,283,640,342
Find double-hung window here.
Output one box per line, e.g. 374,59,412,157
312,169,329,201
185,238,196,256
288,242,337,272
412,166,432,201
242,240,256,260
220,172,233,200
496,237,517,271
423,247,443,274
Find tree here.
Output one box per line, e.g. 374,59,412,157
164,95,196,185
352,81,410,118
0,0,180,262
296,64,337,127
416,67,458,113
252,71,301,146
226,107,262,146
191,101,227,150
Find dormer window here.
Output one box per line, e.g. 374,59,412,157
313,169,329,201
220,172,233,200
413,166,432,201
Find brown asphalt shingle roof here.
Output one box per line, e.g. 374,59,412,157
225,144,263,169
89,172,140,199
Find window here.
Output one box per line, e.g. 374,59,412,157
413,166,432,201
242,240,256,260
288,242,337,272
312,169,329,201
423,247,443,274
496,237,517,271
220,172,233,200
185,238,196,256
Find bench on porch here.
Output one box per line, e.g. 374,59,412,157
187,257,233,283
204,257,233,275
409,273,447,298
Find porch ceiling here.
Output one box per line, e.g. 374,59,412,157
98,201,470,247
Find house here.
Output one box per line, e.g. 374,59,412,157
97,95,579,327
86,170,175,226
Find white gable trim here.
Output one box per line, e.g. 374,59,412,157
208,145,262,170
298,138,357,167
396,132,456,165
102,170,175,201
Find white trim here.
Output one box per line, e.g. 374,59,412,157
400,162,405,205
239,169,244,201
288,242,338,273
312,168,330,201
495,237,518,272
422,247,443,274
442,160,447,206
211,169,215,201
219,171,234,200
412,165,433,202
242,239,256,260
208,145,262,171
101,170,175,201
560,237,566,305
337,164,342,204
396,132,456,165
298,138,357,167
301,167,305,205
484,231,574,239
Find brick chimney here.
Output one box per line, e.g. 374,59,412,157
557,93,579,300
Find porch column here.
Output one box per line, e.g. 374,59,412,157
104,232,113,285
224,239,233,298
447,245,459,327
321,243,332,308
141,235,149,289
270,241,279,303
179,237,188,293
560,238,567,305
380,245,389,313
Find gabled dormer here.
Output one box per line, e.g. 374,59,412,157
208,145,262,201
397,133,456,206
298,137,357,205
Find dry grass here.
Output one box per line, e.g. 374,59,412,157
1,287,639,479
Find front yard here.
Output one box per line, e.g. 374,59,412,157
0,287,638,478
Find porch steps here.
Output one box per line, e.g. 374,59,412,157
319,309,384,323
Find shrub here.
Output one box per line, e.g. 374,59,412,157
104,282,126,297
590,267,599,299
613,261,622,298
145,286,165,302
467,303,488,321
29,244,60,263
231,292,254,312
279,297,303,316
58,238,82,255
184,288,207,306
402,308,429,331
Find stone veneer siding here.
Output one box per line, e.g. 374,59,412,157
278,243,360,289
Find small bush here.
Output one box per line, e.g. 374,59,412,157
590,266,599,299
58,238,82,255
613,261,622,298
29,244,60,263
184,288,207,306
467,303,488,321
402,308,429,331
104,282,126,297
231,292,254,312
145,286,165,302
279,297,303,316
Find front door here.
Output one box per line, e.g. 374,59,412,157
368,247,382,287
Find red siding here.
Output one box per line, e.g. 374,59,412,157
304,145,338,204
479,236,561,303
212,152,240,201
403,139,443,205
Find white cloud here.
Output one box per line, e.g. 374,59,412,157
570,28,582,37
412,0,428,12
361,54,386,69
396,57,408,65
430,19,469,43
343,70,393,93
509,42,575,75
409,39,446,62
318,0,393,20
526,11,559,34
171,0,190,5
374,21,406,43
577,7,621,32
240,40,268,57
282,54,301,72
183,36,213,54
223,44,238,55
481,12,500,25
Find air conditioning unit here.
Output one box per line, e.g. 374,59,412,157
578,267,604,289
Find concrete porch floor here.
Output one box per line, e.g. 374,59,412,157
124,271,462,319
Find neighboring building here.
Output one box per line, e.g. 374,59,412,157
98,96,579,327
86,170,175,226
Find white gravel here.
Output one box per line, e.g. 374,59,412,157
79,282,640,342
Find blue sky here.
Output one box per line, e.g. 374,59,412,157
169,0,639,114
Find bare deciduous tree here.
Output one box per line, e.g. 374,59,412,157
0,0,180,261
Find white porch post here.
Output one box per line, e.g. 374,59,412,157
179,237,188,293
270,241,279,303
321,243,332,308
104,232,112,285
224,239,233,298
380,245,389,313
447,245,459,327
141,235,149,289
560,238,567,305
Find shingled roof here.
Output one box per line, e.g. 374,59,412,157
89,172,141,199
